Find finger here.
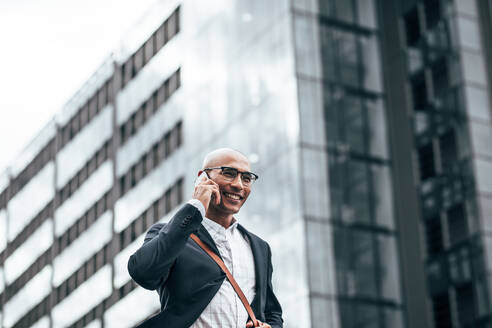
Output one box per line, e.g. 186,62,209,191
245,321,253,328
212,185,221,205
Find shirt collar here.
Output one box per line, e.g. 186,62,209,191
202,217,239,242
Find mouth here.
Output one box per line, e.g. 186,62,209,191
222,192,244,201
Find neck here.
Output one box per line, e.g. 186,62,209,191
206,209,234,228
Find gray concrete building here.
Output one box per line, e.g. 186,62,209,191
0,0,491,327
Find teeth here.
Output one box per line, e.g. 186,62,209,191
224,192,241,200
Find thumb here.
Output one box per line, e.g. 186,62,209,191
246,320,254,328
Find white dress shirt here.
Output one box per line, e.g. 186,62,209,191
187,199,256,328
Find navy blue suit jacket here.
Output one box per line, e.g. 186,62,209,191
128,204,283,328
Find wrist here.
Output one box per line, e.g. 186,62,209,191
187,199,206,218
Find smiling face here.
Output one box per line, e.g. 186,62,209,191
202,149,252,216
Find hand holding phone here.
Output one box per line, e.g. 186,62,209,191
193,171,221,213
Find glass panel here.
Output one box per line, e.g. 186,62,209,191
371,164,394,229
457,16,481,50
479,196,492,233
335,227,377,298
55,161,112,236
306,221,337,295
310,297,341,328
301,149,331,219
3,266,52,328
52,265,112,328
56,105,112,188
361,34,382,92
462,51,486,85
470,121,492,157
7,162,54,241
475,159,492,194
344,95,365,154
383,308,405,328
4,219,53,284
465,85,490,121
297,78,326,147
347,161,371,224
293,13,322,78
366,98,389,158
335,0,354,23
357,0,377,28
336,31,359,88
455,0,477,16
378,234,402,302
104,288,160,328
53,211,112,286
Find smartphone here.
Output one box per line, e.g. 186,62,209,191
194,171,208,187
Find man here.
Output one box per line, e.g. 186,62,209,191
128,148,283,328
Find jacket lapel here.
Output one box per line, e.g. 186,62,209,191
193,224,222,259
237,225,266,311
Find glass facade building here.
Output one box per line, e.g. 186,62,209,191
0,0,491,327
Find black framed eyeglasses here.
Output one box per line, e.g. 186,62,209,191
203,166,259,186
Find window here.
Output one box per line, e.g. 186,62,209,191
431,57,448,99
134,109,143,133
425,216,443,256
404,8,420,46
432,292,452,328
456,283,475,325
447,204,467,245
89,96,98,119
80,104,89,126
97,84,107,111
411,71,428,111
105,78,113,103
144,98,153,120
134,47,144,76
439,130,457,171
418,143,436,180
424,0,441,29
144,38,154,63
157,82,167,107
155,22,166,51
122,61,133,87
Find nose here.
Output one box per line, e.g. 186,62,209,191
229,174,244,189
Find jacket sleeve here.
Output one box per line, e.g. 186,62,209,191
127,203,203,290
265,244,283,328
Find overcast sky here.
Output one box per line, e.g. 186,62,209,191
0,0,157,174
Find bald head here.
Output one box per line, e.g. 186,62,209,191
202,148,250,170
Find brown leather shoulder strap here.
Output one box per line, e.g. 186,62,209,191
190,233,259,327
